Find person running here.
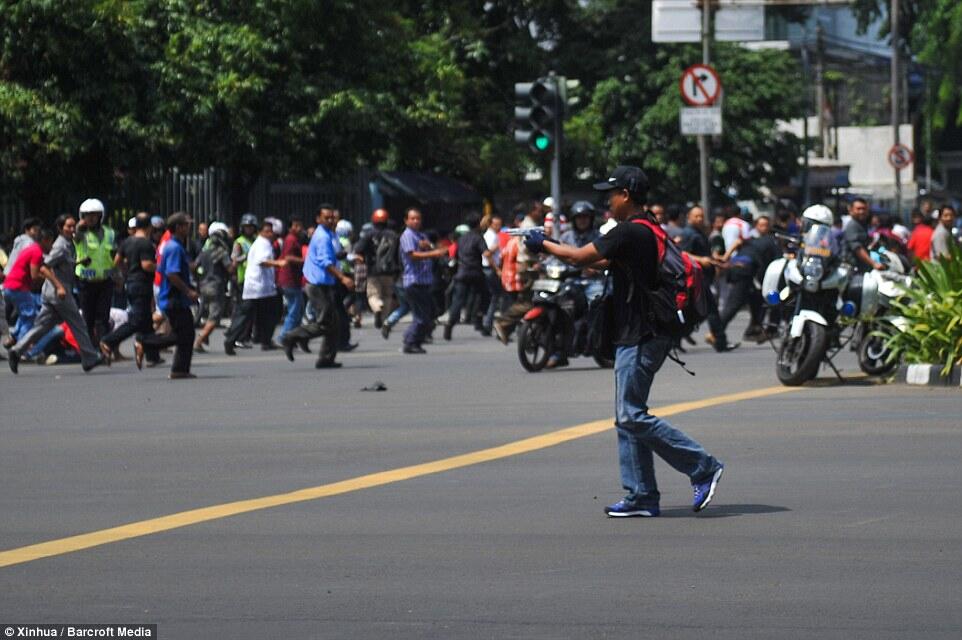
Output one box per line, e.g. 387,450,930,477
193,222,233,352
228,213,258,348
224,220,286,354
3,227,52,345
399,208,448,354
281,205,354,368
8,215,108,374
480,214,504,337
277,216,306,341
443,212,491,341
354,208,400,328
136,212,198,379
524,165,725,518
99,213,161,363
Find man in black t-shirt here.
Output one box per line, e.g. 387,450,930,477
524,165,725,518
100,213,162,364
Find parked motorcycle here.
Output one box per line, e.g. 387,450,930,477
853,260,911,376
516,262,613,372
762,205,883,385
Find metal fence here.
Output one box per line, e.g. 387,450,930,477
1,168,373,239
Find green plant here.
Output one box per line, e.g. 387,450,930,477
882,239,962,376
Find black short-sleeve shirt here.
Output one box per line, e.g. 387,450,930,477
592,215,660,346
121,236,156,285
454,230,486,282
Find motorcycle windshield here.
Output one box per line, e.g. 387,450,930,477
802,224,835,259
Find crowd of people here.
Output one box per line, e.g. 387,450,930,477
0,191,958,378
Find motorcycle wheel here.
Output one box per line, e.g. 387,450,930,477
593,353,614,369
776,322,828,386
518,319,553,372
857,331,897,376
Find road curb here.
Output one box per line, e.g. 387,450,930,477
896,364,962,387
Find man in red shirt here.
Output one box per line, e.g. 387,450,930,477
906,209,934,262
277,216,306,340
3,228,55,342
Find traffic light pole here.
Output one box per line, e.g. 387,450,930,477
698,2,711,218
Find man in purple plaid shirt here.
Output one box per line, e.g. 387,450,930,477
398,208,447,354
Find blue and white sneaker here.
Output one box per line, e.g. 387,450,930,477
692,466,724,512
604,500,660,518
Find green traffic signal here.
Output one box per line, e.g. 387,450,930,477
514,77,560,155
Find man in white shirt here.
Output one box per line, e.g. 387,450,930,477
721,208,752,252
224,220,287,354
480,214,503,336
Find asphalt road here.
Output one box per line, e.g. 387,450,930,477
1,317,960,639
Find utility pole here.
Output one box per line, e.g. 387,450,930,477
891,0,902,219
925,75,932,193
550,72,562,238
698,1,711,218
801,44,811,206
814,22,826,157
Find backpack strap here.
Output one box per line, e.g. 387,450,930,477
666,345,696,376
630,217,667,262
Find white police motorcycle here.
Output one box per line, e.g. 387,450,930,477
762,205,884,385
852,239,910,376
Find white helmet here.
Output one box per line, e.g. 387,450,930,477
208,221,229,237
801,204,833,227
335,219,353,238
79,198,105,215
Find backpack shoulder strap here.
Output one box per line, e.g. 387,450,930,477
630,217,666,262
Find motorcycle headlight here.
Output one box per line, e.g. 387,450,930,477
802,256,824,281
546,264,565,280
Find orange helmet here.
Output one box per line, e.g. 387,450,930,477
371,208,389,224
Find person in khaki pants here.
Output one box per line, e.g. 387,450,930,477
353,208,400,328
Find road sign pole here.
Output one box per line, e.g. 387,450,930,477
698,1,711,218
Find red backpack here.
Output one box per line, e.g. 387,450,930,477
631,216,709,339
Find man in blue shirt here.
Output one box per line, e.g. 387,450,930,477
135,212,199,379
281,206,354,368
399,208,447,353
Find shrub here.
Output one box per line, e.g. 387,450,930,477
884,239,962,376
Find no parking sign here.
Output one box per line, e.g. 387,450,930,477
887,143,914,171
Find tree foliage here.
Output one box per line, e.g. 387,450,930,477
851,0,962,130
1,0,805,210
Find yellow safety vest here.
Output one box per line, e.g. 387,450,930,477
235,236,253,283
74,227,116,281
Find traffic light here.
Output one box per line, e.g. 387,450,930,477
514,78,561,154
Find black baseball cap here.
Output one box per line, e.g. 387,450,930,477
593,165,649,198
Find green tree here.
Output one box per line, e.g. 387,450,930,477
0,0,154,213
852,0,962,130
555,1,803,202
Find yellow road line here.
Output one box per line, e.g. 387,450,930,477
0,384,798,569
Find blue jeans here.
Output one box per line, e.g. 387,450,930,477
25,324,64,359
6,289,39,341
280,287,305,338
403,284,434,347
386,284,410,327
614,336,722,507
